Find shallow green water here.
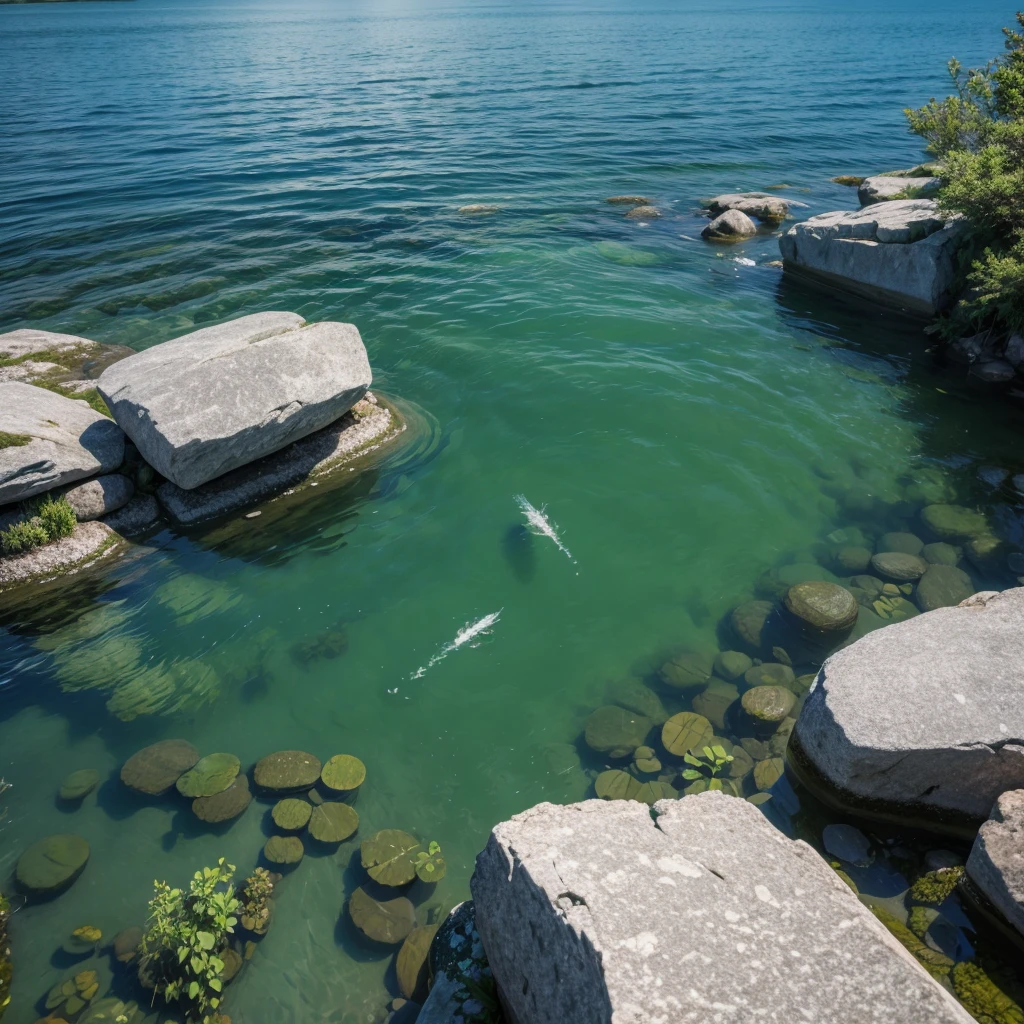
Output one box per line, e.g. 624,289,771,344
2,0,1024,1020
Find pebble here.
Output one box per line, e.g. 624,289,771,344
246,511,262,518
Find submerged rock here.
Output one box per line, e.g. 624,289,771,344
0,382,124,505
966,789,1024,940
624,204,660,220
793,588,1024,827
706,192,789,223
349,886,415,944
471,796,973,1024
661,711,713,757
659,650,713,691
97,312,372,490
607,678,667,723
253,750,322,793
741,685,796,727
16,833,90,893
729,600,773,654
923,542,960,566
584,705,651,757
712,650,752,681
871,551,928,582
920,504,989,541
362,829,420,887
308,802,359,843
121,739,200,795
702,209,756,240
822,823,872,866
690,678,739,731
59,769,100,802
191,774,252,823
915,564,975,612
175,752,240,798
880,531,925,556
321,754,366,792
272,797,313,832
605,195,650,205
784,580,858,633
743,662,795,688
779,200,961,315
397,925,439,1002
263,835,304,865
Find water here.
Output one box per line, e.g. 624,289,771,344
2,0,1024,1020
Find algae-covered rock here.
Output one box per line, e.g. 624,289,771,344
729,600,774,654
361,829,420,886
59,769,100,801
923,542,960,566
661,711,713,757
309,802,359,843
835,546,873,572
659,650,713,691
16,834,90,893
871,906,953,980
784,581,858,633
713,650,752,681
951,961,1024,1024
191,774,252,823
908,905,939,939
397,924,439,1002
921,504,989,541
253,750,322,793
822,824,871,866
691,679,739,731
584,705,651,758
871,551,928,582
909,866,964,905
321,754,366,792
880,532,925,556
743,663,795,688
757,562,836,600
121,738,199,795
753,757,785,791
263,835,304,865
348,886,415,945
915,564,974,612
607,678,667,723
113,926,143,963
272,798,312,832
741,685,796,726
175,752,240,797
63,924,102,956
154,573,243,625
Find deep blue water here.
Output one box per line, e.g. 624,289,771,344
1,1,1022,1022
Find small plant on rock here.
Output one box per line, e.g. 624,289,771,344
138,858,239,1024
0,494,76,555
680,744,734,782
36,495,76,540
238,868,274,936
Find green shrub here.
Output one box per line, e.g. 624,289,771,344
138,858,239,1024
36,495,76,540
905,13,1024,337
0,519,49,555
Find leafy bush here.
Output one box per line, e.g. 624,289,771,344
0,495,77,556
905,14,1024,336
138,858,239,1024
0,519,49,555
36,495,76,540
238,867,274,936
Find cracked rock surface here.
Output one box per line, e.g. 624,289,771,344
97,311,371,490
794,588,1024,825
967,788,1024,939
471,795,971,1024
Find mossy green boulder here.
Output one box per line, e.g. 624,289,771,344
191,774,252,823
713,650,752,681
741,685,796,726
17,833,90,893
263,835,304,865
253,750,322,793
920,503,989,541
272,797,312,832
607,677,667,722
59,768,100,801
348,885,415,945
309,802,359,843
729,600,773,653
870,551,928,582
321,754,366,792
584,705,651,758
361,829,420,886
784,581,858,633
659,650,713,690
908,866,963,905
120,738,199,795
175,752,240,797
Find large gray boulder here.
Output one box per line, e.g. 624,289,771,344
0,382,124,505
966,789,1024,939
702,209,757,241
858,176,940,205
471,795,972,1024
779,200,962,315
97,312,372,490
792,589,1024,830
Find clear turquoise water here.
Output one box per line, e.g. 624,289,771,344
2,0,1024,1021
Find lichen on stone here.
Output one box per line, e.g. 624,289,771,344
952,962,1024,1024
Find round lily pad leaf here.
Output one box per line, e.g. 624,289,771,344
594,769,641,801
397,924,439,1001
414,843,446,883
753,757,785,791
17,834,90,893
661,712,713,757
121,739,199,795
263,835,304,865
175,753,240,798
348,885,415,944
361,829,420,886
309,802,359,843
321,754,366,792
272,798,312,832
253,750,322,793
191,774,252,823
634,780,677,806
59,769,100,802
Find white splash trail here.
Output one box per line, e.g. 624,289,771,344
410,610,502,680
515,494,575,562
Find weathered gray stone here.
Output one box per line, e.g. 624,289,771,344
870,551,928,582
97,312,372,490
101,494,161,536
706,192,790,223
702,208,757,241
971,359,1016,383
915,564,975,612
471,796,973,1024
966,789,1024,939
0,382,124,505
858,176,940,205
779,201,962,315
61,474,134,521
793,588,1024,827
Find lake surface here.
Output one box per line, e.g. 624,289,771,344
2,0,1023,1021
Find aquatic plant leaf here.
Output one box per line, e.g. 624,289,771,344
661,712,712,757
361,829,420,886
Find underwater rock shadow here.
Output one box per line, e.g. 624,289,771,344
501,523,537,584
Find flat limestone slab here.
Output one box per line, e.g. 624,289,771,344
156,393,401,524
779,200,961,314
792,589,1024,831
0,520,119,588
471,795,972,1024
0,381,125,505
98,312,372,490
858,175,940,205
